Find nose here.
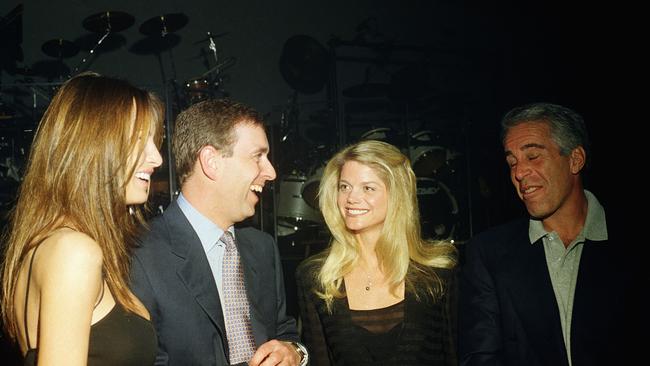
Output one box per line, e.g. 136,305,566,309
512,161,530,182
262,157,276,181
346,187,362,203
146,139,163,168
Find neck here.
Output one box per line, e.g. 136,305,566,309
182,183,232,230
543,186,588,246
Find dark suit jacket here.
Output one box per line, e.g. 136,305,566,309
130,200,299,366
458,218,643,366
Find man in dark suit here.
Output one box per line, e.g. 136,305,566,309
458,103,642,366
131,99,308,366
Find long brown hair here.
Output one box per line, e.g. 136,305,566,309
1,72,163,339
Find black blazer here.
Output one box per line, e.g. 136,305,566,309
458,218,644,366
130,200,299,366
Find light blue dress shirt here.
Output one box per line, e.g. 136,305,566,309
177,193,234,317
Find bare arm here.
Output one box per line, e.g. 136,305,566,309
33,232,104,366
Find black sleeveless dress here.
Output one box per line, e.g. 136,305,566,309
22,246,157,366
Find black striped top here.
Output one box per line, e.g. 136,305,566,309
296,262,457,366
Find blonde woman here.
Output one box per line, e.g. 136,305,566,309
296,140,458,365
1,73,163,365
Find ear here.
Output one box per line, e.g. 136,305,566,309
198,145,222,181
569,146,586,174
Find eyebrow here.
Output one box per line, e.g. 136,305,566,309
339,179,380,185
505,142,546,156
251,145,269,154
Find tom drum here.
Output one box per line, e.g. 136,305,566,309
277,172,323,228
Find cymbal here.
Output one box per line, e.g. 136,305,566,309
74,33,126,54
82,11,134,33
342,83,389,98
128,34,181,55
31,59,70,79
139,13,188,36
279,35,329,94
41,39,79,58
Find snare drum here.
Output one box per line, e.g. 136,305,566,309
277,172,323,226
185,77,211,104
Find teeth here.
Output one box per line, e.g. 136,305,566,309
347,209,368,215
250,184,263,193
135,172,151,181
523,187,537,194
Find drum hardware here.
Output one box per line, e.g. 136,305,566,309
129,33,181,55
301,165,324,209
73,32,126,55
416,177,459,240
139,13,188,37
359,127,407,149
409,130,458,179
193,32,229,45
41,39,79,59
38,39,78,80
181,32,235,106
279,35,329,94
30,60,70,81
276,172,324,228
82,11,135,34
73,11,135,76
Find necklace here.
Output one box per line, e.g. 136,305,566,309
364,270,373,291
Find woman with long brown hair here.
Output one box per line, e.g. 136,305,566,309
1,72,163,365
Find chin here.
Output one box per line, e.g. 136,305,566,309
126,195,148,206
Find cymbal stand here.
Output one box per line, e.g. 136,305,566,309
70,30,111,76
206,31,219,64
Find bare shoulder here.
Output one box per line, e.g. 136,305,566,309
34,229,103,277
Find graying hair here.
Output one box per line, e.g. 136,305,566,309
500,102,590,167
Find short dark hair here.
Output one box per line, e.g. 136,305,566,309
172,99,264,186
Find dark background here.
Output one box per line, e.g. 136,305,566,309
1,0,633,363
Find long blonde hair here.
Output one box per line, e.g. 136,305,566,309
313,140,456,312
1,72,163,339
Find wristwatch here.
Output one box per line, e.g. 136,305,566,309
290,341,309,366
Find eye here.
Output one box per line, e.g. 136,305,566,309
364,186,376,192
527,154,539,161
338,183,350,192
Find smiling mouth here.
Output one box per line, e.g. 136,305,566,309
135,172,151,182
346,208,369,216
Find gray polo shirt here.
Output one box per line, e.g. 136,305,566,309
528,190,607,366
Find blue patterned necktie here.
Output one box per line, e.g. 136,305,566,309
221,231,256,364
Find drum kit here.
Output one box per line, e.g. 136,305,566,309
10,11,233,108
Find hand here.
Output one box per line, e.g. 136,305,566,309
248,340,300,366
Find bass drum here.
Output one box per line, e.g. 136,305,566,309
409,130,457,179
416,177,459,240
277,172,323,228
301,164,324,209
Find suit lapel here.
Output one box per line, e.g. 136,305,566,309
503,229,568,365
164,202,227,342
